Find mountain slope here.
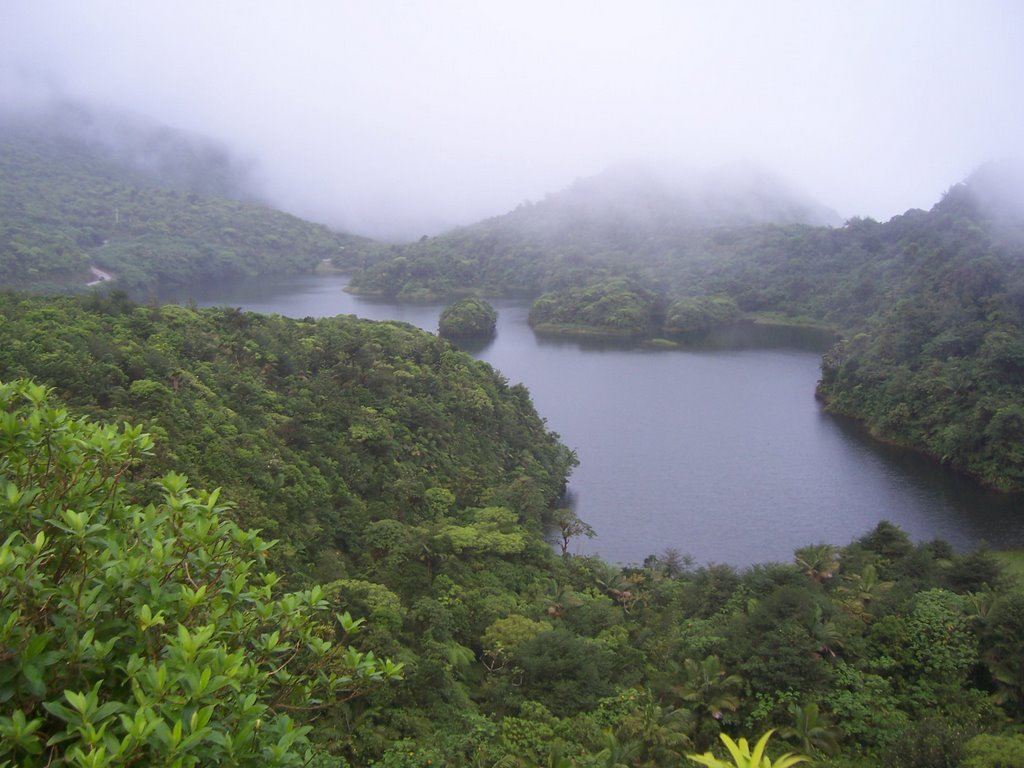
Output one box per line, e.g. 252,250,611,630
346,163,841,300
0,292,576,577
0,113,380,292
817,170,1024,490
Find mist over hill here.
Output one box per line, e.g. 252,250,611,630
0,111,379,292
934,161,1024,241
0,100,260,201
520,161,842,233
346,161,845,300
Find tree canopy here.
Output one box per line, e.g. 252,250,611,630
438,297,497,338
0,379,401,766
0,126,380,293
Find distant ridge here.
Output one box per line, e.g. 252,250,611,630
544,161,841,226
0,110,379,292
347,160,843,299
933,160,1024,239
480,161,842,249
0,99,258,201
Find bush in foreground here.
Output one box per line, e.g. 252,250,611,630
0,379,401,767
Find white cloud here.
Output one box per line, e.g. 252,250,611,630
2,0,1022,238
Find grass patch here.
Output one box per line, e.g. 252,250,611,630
530,322,642,339
748,312,839,333
993,550,1024,586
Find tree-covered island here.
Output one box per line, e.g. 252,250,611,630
438,297,498,339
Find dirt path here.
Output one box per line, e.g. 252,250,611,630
86,266,113,286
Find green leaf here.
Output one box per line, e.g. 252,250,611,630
41,700,75,724
92,701,125,723
64,689,90,716
22,665,47,698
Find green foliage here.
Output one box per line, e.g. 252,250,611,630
513,628,617,716
0,293,576,580
962,733,1024,768
980,591,1024,716
794,544,840,584
881,716,979,768
672,656,744,731
526,284,764,342
2,350,1021,764
779,702,841,757
0,292,589,763
2,274,1024,763
483,615,553,664
0,379,400,766
687,730,810,768
0,128,378,292
901,589,977,708
992,550,1024,586
529,278,658,337
438,297,497,338
815,205,1024,491
664,296,743,335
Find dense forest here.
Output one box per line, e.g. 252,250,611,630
2,116,1024,766
0,292,575,578
439,297,498,339
2,292,1024,767
0,116,380,293
346,164,839,303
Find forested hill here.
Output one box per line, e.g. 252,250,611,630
0,291,576,579
346,163,841,300
498,162,842,239
0,114,380,292
3,292,1024,766
817,168,1024,491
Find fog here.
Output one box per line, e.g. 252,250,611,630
2,1,1022,240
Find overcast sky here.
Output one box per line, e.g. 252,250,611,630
2,1,1023,240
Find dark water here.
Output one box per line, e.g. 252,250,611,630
158,273,1024,566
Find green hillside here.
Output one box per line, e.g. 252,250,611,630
0,292,575,578
346,164,840,301
2,292,1024,767
0,119,380,292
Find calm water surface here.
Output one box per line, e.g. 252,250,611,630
160,273,1024,566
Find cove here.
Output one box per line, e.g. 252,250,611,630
157,273,1024,567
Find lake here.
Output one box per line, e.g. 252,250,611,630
158,273,1024,567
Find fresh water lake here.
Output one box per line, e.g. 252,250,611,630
159,272,1024,566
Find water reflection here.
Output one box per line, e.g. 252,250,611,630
825,414,1024,550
